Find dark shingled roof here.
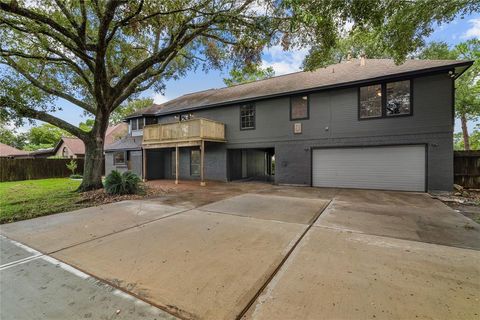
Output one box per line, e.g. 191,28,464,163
127,59,472,119
105,136,143,152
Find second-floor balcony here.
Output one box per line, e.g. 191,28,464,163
143,118,226,147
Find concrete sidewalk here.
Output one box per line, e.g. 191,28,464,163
0,236,176,320
1,185,479,320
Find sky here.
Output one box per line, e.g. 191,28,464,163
15,11,480,133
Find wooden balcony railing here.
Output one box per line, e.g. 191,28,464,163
143,118,226,146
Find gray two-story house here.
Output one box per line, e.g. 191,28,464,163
105,58,472,192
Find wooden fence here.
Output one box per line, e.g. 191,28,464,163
454,151,480,189
0,158,86,182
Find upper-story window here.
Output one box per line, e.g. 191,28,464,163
359,84,382,118
290,95,309,120
145,117,158,125
386,80,411,116
130,118,145,136
240,104,255,130
359,80,412,119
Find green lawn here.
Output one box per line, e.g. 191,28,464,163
0,178,88,224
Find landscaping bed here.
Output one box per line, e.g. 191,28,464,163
0,178,165,224
432,186,480,224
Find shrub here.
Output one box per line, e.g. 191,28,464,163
104,170,142,195
70,174,83,179
66,159,78,175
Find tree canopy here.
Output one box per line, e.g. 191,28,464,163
0,120,26,149
419,39,480,150
223,63,274,86
109,98,154,124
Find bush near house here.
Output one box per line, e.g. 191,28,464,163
104,171,143,195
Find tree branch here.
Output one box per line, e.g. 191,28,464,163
2,57,94,114
105,0,145,45
0,48,93,95
1,102,88,141
0,16,95,71
0,2,81,46
54,0,79,30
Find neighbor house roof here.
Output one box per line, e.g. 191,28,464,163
58,137,86,155
52,124,129,155
126,59,472,119
0,143,30,157
28,148,55,157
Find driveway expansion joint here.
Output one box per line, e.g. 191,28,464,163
312,224,480,252
235,199,332,320
45,208,192,255
196,208,310,226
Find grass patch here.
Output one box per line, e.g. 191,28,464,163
0,178,89,224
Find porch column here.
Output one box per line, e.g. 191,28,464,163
175,145,179,184
142,148,147,181
200,140,206,186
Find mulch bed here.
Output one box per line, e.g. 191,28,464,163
77,185,167,206
432,187,480,224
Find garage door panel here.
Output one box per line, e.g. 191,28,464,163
312,145,425,192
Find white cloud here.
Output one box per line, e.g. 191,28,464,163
462,18,480,39
261,46,309,75
153,93,170,104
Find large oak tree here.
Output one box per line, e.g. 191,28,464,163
1,0,478,190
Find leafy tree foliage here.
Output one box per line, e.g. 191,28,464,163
79,119,95,132
293,0,478,70
110,98,153,124
223,63,274,86
0,120,27,149
454,127,480,151
419,40,480,150
26,123,71,150
1,0,477,190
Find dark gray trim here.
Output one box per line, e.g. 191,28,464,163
105,148,142,152
451,76,455,127
309,143,428,192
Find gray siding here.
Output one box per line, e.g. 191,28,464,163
105,150,143,178
156,73,454,190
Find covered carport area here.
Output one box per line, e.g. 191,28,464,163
142,118,226,186
227,147,275,182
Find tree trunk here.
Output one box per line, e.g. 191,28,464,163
78,114,108,191
460,113,470,151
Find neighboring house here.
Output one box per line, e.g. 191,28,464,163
53,123,128,159
105,59,472,192
0,143,30,158
53,137,86,158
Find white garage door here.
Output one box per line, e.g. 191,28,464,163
312,145,426,192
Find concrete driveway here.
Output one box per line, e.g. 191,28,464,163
1,183,479,320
